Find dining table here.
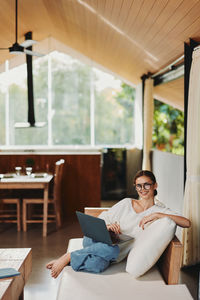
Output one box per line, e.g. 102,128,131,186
0,173,53,237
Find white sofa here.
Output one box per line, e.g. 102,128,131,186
56,208,193,300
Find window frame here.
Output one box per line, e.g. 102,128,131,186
0,51,137,151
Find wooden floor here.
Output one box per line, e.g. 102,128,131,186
0,202,198,300
0,219,82,300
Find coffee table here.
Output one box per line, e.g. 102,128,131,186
0,248,32,300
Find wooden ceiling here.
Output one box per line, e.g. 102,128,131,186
0,0,200,109
154,77,184,111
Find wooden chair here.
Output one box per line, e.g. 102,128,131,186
0,197,21,231
22,159,65,232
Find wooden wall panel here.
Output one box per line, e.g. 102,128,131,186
0,154,101,219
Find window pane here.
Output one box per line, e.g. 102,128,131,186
0,72,6,145
94,68,135,145
51,52,91,145
9,64,27,145
33,56,48,144
9,57,48,146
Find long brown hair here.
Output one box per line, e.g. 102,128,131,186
134,170,157,196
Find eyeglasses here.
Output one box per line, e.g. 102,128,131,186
135,182,153,191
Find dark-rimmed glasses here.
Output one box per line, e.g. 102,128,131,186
135,182,153,191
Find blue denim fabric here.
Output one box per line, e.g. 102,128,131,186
70,236,120,273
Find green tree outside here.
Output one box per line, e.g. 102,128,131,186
152,99,184,155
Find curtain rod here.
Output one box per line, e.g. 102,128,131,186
151,54,184,78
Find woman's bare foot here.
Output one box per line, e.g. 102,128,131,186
46,260,56,270
46,253,71,278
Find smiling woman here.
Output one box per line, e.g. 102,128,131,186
46,169,190,279
133,170,191,229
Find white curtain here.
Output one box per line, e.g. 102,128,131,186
182,47,200,266
134,83,143,149
142,78,154,170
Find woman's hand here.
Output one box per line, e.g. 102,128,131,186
139,212,191,229
107,222,121,234
139,213,159,230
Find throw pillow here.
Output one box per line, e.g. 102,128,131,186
126,217,176,278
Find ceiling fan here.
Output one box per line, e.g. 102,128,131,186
0,0,43,57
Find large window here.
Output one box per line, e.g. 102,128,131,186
0,51,135,148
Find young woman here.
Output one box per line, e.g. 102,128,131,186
46,170,191,278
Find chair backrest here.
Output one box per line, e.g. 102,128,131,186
53,159,65,227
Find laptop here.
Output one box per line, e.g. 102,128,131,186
76,211,133,246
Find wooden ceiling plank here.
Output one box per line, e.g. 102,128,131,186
121,0,144,33
119,0,169,68
110,0,124,23
155,40,183,62
75,1,110,60
92,31,141,81
130,0,161,41
85,0,98,11
138,0,184,48
0,0,15,44
41,0,68,34
159,15,200,52
145,0,199,54
92,1,132,54
58,0,83,49
107,34,134,65
72,1,87,31
75,1,92,56
127,0,157,37
127,0,182,68
163,1,200,39
114,0,134,30
72,0,93,50
0,1,16,47
103,0,115,21
135,0,183,45
94,19,114,61
97,0,113,56
97,0,106,15
137,4,198,71
52,1,88,56
89,18,110,60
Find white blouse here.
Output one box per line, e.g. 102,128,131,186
99,198,181,239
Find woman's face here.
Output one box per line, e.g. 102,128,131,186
135,175,157,200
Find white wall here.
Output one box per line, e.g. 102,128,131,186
151,149,184,239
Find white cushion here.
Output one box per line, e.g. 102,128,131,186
126,217,176,278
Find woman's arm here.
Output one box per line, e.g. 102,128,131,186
139,212,191,230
